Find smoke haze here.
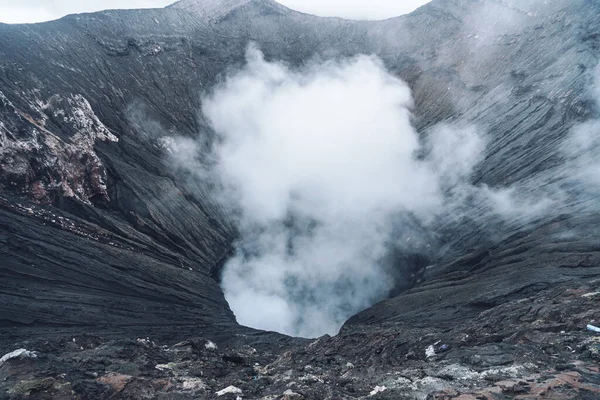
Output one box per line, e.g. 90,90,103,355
199,45,485,337
151,40,600,338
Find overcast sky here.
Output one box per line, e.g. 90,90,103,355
0,0,431,24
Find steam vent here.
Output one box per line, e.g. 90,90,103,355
1,0,600,398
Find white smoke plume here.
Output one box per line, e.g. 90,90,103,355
158,44,600,338
199,44,484,337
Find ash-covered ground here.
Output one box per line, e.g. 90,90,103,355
1,278,599,399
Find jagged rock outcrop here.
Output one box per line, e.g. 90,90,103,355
1,0,600,398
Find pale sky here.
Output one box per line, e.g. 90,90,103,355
0,0,431,24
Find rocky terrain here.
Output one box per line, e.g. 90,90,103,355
1,277,599,399
1,0,600,398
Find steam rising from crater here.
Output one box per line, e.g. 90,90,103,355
157,44,600,338
201,45,483,337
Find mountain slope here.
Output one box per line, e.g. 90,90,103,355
2,0,600,398
0,0,599,350
169,0,291,20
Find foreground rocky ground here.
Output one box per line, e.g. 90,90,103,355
2,278,599,399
